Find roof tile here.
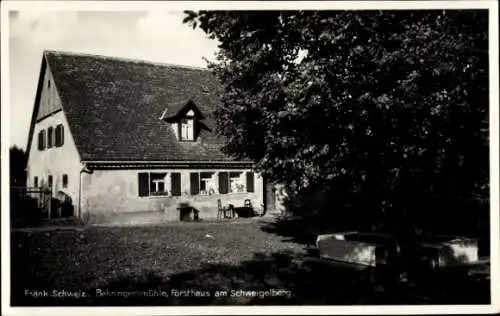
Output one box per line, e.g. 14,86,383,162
45,51,245,162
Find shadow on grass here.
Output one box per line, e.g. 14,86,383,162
258,216,364,246
13,248,490,306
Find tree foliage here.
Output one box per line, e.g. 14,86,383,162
10,146,27,187
184,10,489,234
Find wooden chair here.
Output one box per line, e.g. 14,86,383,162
217,199,224,221
244,199,252,208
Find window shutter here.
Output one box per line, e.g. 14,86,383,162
38,131,43,150
190,173,199,195
38,130,45,150
138,172,149,197
55,126,59,147
59,125,65,146
48,127,53,148
218,172,229,194
246,172,255,192
171,172,181,196
55,125,61,146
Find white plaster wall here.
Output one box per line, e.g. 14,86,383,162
36,64,62,120
26,65,82,208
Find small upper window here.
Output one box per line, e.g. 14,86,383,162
62,174,68,188
38,130,46,150
55,124,64,147
34,176,38,188
48,79,51,88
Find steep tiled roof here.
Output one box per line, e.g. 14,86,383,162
44,51,243,162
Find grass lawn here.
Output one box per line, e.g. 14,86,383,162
10,219,490,306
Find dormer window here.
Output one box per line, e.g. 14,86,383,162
180,109,195,141
180,118,194,141
163,102,206,142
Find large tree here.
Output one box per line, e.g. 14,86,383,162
184,10,489,245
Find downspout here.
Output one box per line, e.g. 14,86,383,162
78,164,92,221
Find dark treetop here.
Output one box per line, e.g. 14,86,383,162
184,10,489,231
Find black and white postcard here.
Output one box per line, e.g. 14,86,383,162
1,1,498,315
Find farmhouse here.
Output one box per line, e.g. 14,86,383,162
26,51,279,224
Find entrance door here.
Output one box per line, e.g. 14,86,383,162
265,183,276,212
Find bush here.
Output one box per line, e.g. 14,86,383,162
10,193,45,227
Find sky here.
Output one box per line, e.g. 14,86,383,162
8,10,219,150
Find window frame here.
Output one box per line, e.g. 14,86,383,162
149,172,169,196
180,118,195,141
218,171,255,194
229,171,245,193
190,171,216,195
38,130,46,150
138,172,171,197
55,124,64,147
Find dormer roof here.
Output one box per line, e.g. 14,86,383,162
160,99,205,122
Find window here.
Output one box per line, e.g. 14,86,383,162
229,172,245,192
38,130,46,150
34,176,38,188
190,172,216,195
48,79,51,88
62,174,68,188
48,175,53,190
180,118,194,141
47,127,53,148
138,172,173,197
200,172,216,193
55,124,64,147
150,173,168,195
218,171,255,194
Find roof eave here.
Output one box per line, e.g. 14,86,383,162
82,160,256,170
